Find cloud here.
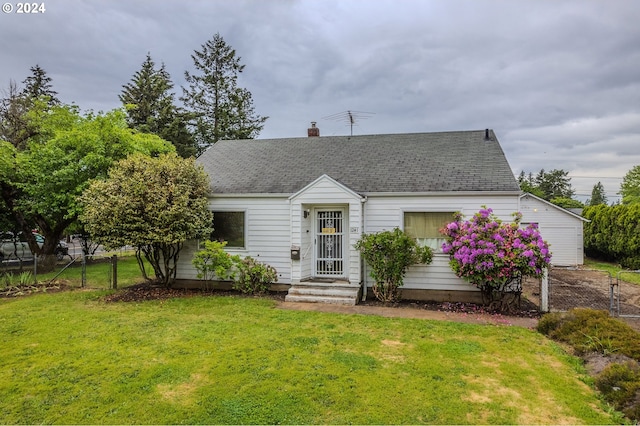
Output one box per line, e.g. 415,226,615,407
0,0,638,196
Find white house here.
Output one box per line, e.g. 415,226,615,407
176,127,527,304
519,193,588,266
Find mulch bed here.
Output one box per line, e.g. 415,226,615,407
359,297,541,318
0,282,72,298
101,283,541,318
102,283,287,304
1,280,540,319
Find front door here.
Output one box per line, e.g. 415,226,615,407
315,209,345,277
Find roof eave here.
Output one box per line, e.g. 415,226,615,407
209,193,292,198
363,190,522,197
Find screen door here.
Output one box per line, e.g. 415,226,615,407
315,210,344,276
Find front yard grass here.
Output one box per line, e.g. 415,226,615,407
0,289,621,424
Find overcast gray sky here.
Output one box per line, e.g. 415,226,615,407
1,0,639,201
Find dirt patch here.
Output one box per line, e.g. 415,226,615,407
582,352,638,376
528,267,640,332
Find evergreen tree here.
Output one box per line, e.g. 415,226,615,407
517,171,545,198
534,169,575,200
21,64,59,106
1,65,59,148
518,169,580,207
588,181,608,206
120,53,197,158
181,33,267,151
620,165,640,204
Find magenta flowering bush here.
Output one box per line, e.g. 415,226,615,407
441,207,551,289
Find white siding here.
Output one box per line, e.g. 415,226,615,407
176,197,292,282
178,190,525,293
362,194,520,291
519,195,585,266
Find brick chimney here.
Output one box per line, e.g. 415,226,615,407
307,121,320,137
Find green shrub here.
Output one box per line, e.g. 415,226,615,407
537,308,640,360
595,361,640,421
355,228,433,302
536,312,565,336
193,241,277,294
192,240,240,290
539,308,640,422
233,256,278,295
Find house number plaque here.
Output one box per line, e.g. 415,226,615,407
322,227,336,234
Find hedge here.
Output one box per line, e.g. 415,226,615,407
583,204,640,269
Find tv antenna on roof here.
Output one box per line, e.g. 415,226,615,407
322,110,375,136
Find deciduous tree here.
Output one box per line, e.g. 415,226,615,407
181,33,267,151
1,105,174,270
0,81,35,149
80,153,212,286
549,197,584,209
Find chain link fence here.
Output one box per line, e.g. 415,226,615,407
1,239,130,291
613,270,640,318
523,267,640,319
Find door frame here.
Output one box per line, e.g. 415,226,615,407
313,207,347,278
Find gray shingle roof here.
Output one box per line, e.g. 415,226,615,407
196,129,520,194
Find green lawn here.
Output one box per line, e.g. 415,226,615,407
0,289,621,424
585,258,640,285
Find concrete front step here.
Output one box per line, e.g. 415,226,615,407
284,294,358,305
289,286,358,298
285,282,360,306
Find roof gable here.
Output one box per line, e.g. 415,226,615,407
289,174,364,202
197,130,520,194
519,193,589,222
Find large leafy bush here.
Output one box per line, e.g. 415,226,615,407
356,228,433,302
441,207,551,309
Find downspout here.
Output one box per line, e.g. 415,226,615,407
360,195,368,301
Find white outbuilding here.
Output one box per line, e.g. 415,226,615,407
518,193,588,266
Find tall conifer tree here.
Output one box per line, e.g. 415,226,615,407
181,33,267,151
21,64,59,106
120,54,197,158
588,182,608,206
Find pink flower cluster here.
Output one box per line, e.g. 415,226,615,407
441,208,551,288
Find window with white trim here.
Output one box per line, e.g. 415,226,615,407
211,211,245,249
403,211,455,252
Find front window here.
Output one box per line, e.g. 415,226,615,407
404,212,455,252
211,211,245,249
